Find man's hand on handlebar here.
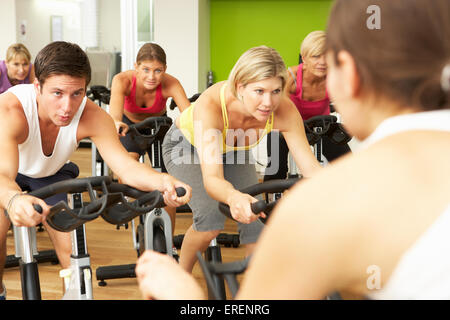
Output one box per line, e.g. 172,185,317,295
114,120,129,137
227,190,266,224
6,193,50,227
160,174,192,208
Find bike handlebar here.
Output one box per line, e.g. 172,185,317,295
169,93,201,110
303,115,352,145
218,178,299,223
87,85,111,105
29,176,112,232
29,176,111,200
27,176,186,231
304,115,337,133
100,184,186,225
127,116,173,132
125,116,173,151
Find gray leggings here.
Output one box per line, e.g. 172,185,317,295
162,124,264,244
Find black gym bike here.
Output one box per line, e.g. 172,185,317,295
95,115,179,286
8,175,183,300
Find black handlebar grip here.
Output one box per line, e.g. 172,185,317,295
250,200,267,214
33,204,43,214
175,187,186,197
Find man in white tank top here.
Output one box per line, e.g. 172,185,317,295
0,41,191,299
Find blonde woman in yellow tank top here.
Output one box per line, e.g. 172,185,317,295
162,46,322,273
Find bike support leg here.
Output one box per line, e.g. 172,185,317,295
143,208,173,257
15,225,41,300
205,238,227,300
62,193,93,300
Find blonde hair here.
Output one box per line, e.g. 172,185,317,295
6,43,31,63
300,31,326,58
227,46,288,98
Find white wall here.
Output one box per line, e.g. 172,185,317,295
153,0,210,119
15,0,82,59
0,0,17,60
98,0,121,52
6,0,120,63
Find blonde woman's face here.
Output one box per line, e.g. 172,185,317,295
303,53,327,78
6,55,30,81
238,77,283,121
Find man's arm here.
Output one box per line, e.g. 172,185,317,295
78,101,191,207
0,93,50,226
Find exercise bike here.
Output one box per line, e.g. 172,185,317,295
10,175,184,300
95,115,177,286
200,176,343,300
10,176,114,300
303,114,351,165
197,178,299,300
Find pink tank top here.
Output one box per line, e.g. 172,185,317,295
289,63,330,120
123,75,167,114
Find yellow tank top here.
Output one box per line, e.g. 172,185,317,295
179,83,273,153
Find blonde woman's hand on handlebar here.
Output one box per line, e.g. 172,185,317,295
227,190,266,224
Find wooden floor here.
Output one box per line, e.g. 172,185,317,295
3,146,246,300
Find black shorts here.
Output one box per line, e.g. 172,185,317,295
15,162,80,205
119,114,168,173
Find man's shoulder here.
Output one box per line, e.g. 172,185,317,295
0,91,28,140
7,83,34,96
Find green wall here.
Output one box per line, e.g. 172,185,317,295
210,0,333,82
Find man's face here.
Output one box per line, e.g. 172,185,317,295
35,75,86,127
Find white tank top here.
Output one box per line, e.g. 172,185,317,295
363,110,450,299
361,109,450,149
8,84,86,178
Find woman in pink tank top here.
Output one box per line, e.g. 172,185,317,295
109,42,190,160
109,43,190,234
264,31,351,182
